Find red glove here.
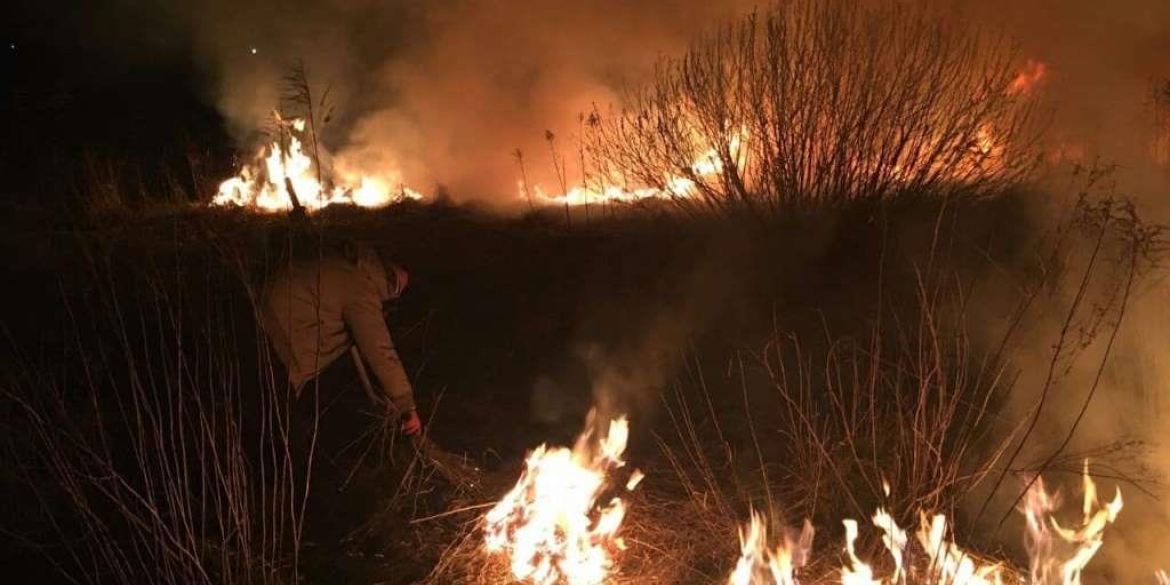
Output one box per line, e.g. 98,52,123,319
399,409,422,436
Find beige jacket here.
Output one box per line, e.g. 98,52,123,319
261,253,415,412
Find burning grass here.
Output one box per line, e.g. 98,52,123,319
210,62,422,215
482,415,639,585
3,176,1165,583
3,0,1167,581
190,0,1049,217
421,184,1163,584
714,460,1128,585
429,405,1145,585
580,0,1044,215
426,426,1136,585
212,113,422,213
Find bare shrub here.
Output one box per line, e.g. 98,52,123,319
648,182,1162,575
588,0,1044,216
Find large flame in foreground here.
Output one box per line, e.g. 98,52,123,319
730,462,1151,585
212,116,421,212
484,416,642,585
487,414,1161,585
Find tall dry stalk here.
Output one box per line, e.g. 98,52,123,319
975,193,1164,528
546,130,571,226
283,59,335,189
576,113,592,223
514,148,534,212
4,235,310,584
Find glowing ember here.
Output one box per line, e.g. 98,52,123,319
212,114,420,213
484,415,639,585
727,462,1148,585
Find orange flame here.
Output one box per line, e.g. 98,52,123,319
212,115,420,212
727,461,1153,585
1024,461,1124,585
527,129,749,206
729,511,813,585
484,415,639,585
916,512,1006,585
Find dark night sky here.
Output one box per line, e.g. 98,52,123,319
5,0,190,72
2,0,229,207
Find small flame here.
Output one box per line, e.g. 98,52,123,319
528,128,749,206
484,415,640,585
626,469,645,491
212,115,420,213
841,519,881,585
916,512,1006,585
728,461,1148,585
1025,461,1123,585
873,509,907,583
729,511,813,585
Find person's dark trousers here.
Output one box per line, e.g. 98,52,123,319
291,353,386,549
